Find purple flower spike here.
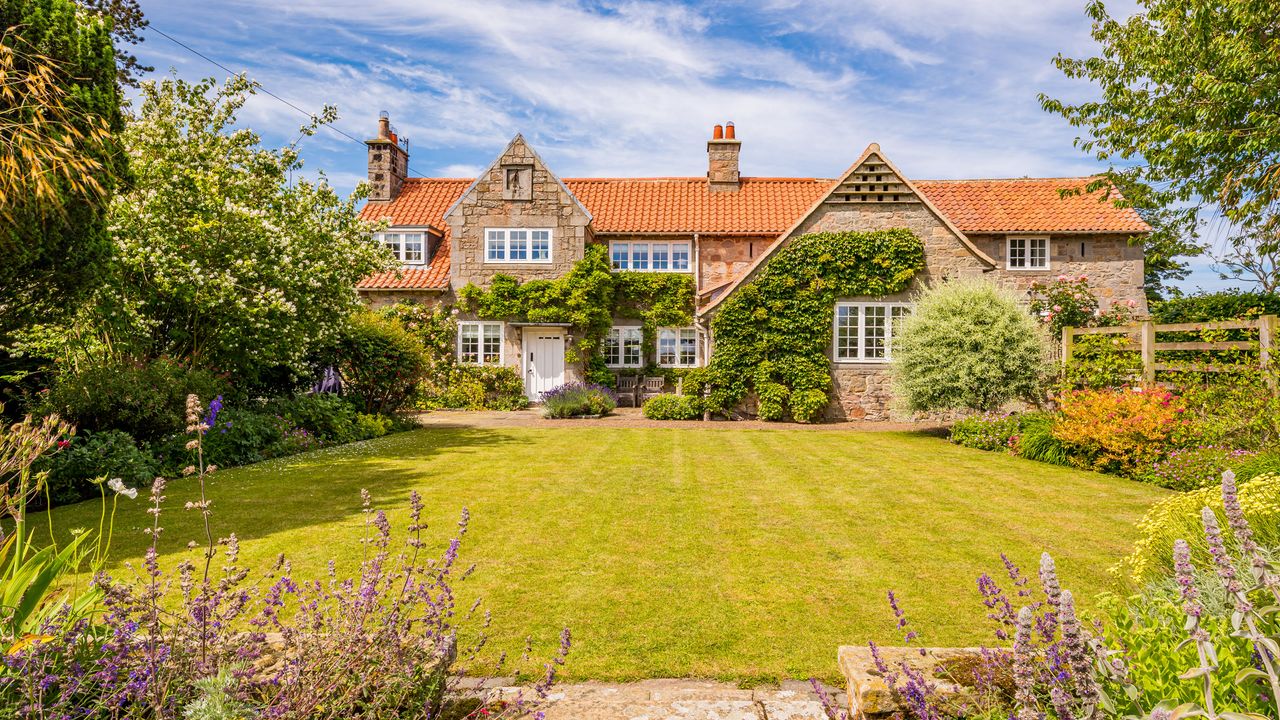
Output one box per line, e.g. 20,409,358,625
203,395,223,428
1012,607,1038,720
1201,507,1249,613
888,591,920,647
1173,540,1204,622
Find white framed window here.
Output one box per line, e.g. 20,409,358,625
610,241,691,272
833,302,911,363
458,322,504,365
485,228,553,264
375,231,426,265
603,327,643,367
1007,236,1049,270
657,327,698,367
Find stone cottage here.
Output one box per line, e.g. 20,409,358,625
358,114,1149,419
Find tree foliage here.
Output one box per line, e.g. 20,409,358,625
891,278,1048,413
100,74,391,387
0,1,124,343
1041,0,1280,293
75,0,151,86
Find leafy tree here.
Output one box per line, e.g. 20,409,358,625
1216,217,1280,293
1041,0,1280,293
891,278,1048,413
100,74,392,388
0,1,124,347
76,0,152,86
1110,176,1202,299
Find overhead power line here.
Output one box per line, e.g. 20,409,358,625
147,25,422,175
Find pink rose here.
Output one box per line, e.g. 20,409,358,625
1053,305,1062,312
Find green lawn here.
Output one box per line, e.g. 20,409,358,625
43,425,1162,683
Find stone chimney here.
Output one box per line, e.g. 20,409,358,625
707,121,741,192
366,111,409,201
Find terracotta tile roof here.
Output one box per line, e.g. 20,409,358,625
561,177,830,234
913,177,1151,233
357,246,450,290
359,177,471,228
355,175,1149,289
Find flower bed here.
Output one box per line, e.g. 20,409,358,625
541,383,617,418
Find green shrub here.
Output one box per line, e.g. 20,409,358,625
1232,449,1280,483
42,357,226,441
1013,414,1071,466
332,313,428,415
352,412,393,439
541,383,616,418
642,394,703,420
420,364,528,411
1140,446,1258,491
891,278,1049,413
1150,289,1280,324
1174,368,1280,450
1098,575,1275,717
789,389,828,424
36,429,158,507
263,393,360,443
949,412,1022,451
153,408,288,472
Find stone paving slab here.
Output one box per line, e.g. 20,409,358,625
484,679,837,720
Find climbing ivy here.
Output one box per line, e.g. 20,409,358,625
693,229,925,422
457,244,695,368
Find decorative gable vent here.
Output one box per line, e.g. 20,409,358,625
825,151,919,206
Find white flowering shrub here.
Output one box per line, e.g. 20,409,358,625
100,74,392,385
891,278,1049,413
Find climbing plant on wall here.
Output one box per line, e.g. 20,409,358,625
691,229,925,423
457,244,695,367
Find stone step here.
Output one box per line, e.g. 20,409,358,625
483,679,840,720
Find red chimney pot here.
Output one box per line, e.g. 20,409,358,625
725,121,736,140
712,124,724,140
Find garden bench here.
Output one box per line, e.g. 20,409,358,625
616,375,640,407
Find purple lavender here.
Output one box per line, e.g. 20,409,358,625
888,591,922,654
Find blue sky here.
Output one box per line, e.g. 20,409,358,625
133,0,1234,292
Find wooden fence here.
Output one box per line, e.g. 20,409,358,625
1061,314,1278,383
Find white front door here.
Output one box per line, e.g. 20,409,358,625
523,329,566,401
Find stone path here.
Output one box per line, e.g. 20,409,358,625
485,679,842,720
418,407,944,433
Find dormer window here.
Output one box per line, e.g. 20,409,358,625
610,241,691,272
376,231,426,265
485,228,552,264
1007,236,1049,270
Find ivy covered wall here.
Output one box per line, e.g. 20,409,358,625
456,244,695,378
691,229,925,422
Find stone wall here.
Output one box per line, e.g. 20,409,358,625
447,136,593,290
793,201,990,287
698,235,770,291
973,233,1148,314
